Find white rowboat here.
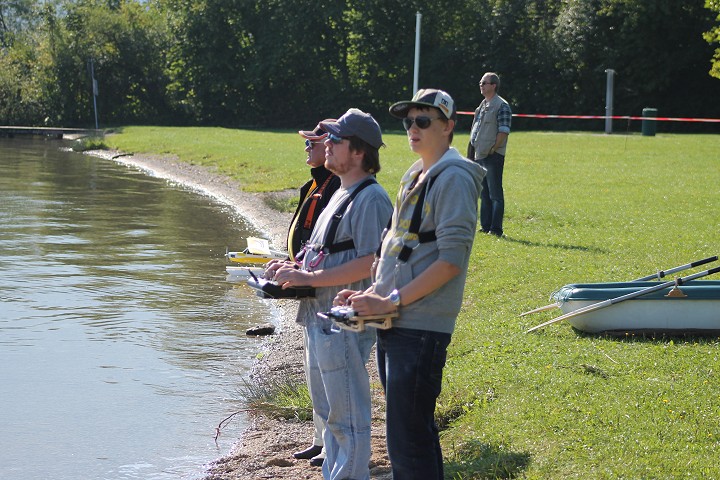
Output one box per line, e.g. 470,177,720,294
552,281,720,334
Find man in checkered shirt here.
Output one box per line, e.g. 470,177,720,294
467,71,512,237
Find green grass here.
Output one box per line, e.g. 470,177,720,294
238,376,313,422
105,126,720,478
104,125,416,197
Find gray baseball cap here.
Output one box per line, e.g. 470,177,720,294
320,109,384,149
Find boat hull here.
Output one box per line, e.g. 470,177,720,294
226,248,286,265
553,281,720,333
226,266,265,280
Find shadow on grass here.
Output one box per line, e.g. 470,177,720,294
497,235,608,254
444,440,531,479
574,328,720,343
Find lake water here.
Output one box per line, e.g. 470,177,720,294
0,136,274,479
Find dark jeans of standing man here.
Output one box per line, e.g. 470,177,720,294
376,327,451,480
477,152,505,236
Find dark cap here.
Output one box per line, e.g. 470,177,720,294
320,109,383,149
298,119,336,140
389,88,456,120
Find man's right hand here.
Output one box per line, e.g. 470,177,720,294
264,259,293,279
333,289,359,306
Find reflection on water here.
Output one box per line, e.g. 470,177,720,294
0,137,272,479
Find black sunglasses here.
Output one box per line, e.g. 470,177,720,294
305,139,322,148
402,116,440,130
327,133,345,144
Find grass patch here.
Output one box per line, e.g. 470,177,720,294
71,135,108,151
444,440,532,479
262,193,299,213
105,126,720,478
238,377,313,421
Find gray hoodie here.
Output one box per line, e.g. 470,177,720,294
374,147,486,334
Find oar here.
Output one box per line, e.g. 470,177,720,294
519,303,561,316
525,265,720,333
632,255,717,281
519,255,719,317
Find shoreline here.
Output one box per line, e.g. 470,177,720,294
86,149,391,480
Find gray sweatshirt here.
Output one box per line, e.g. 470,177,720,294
374,147,486,334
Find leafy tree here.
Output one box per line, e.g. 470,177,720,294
0,0,37,48
2,0,718,129
246,0,354,125
161,0,257,125
0,1,55,125
590,0,718,126
48,0,172,125
704,0,720,78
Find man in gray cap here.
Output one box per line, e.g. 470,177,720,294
334,90,485,480
273,108,392,480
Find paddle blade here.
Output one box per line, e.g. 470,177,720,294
520,303,559,317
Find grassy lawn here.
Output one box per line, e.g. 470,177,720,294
105,127,720,479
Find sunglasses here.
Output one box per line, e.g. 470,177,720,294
402,116,441,130
327,133,345,144
479,81,495,86
304,139,322,148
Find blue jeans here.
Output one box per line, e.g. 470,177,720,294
306,316,376,480
377,327,451,480
477,152,505,234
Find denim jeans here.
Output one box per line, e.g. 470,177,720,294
377,327,452,480
477,152,505,234
302,328,325,447
306,316,376,480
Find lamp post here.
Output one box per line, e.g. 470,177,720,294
413,12,421,94
89,58,99,130
604,68,615,134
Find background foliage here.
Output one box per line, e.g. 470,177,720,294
1,0,719,131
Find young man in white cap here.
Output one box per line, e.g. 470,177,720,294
273,108,392,480
334,90,485,479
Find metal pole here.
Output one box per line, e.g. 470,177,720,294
604,68,615,134
90,58,99,130
413,12,421,94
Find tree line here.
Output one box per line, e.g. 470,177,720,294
1,0,719,132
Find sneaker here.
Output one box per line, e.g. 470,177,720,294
309,449,325,467
292,444,323,460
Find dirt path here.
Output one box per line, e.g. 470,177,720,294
86,150,391,480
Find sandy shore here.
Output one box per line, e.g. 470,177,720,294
87,150,391,480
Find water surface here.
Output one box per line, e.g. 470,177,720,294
0,137,272,479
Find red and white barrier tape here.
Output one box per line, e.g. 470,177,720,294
456,111,720,123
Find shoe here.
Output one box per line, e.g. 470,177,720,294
293,444,323,460
488,230,504,237
309,455,324,467
479,229,490,234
